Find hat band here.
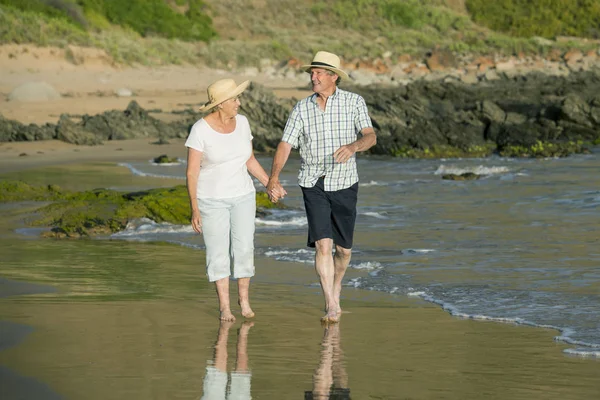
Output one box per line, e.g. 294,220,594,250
310,61,338,69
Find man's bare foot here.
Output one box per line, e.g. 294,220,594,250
320,310,339,323
238,300,255,319
220,310,236,321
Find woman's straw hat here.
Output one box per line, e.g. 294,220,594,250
198,79,250,111
301,51,349,81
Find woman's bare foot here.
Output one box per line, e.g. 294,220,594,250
220,310,236,321
238,300,255,319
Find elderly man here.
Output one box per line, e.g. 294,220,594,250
267,51,377,323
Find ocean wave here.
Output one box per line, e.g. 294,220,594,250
112,218,193,236
360,211,388,219
434,165,511,176
256,216,307,227
359,180,388,187
118,163,185,179
262,248,313,264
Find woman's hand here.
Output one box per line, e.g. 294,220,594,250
191,210,202,234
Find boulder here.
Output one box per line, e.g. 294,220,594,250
8,82,61,102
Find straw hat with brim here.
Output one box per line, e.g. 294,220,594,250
301,51,349,81
198,79,250,112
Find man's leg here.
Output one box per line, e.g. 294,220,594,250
315,238,338,322
333,245,352,314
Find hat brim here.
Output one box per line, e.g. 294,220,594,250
301,64,349,81
198,80,250,112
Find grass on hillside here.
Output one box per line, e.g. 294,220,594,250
1,0,598,68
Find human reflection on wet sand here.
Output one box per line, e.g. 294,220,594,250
305,323,351,400
201,320,253,400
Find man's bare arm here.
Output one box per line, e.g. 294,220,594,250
333,127,377,163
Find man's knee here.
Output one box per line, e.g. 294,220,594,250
315,238,333,255
334,245,352,260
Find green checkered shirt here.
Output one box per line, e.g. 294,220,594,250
281,88,373,191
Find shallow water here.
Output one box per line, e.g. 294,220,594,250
118,149,600,357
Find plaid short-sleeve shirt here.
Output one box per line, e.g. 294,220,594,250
281,88,373,191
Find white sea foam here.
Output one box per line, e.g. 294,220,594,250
112,218,193,237
359,180,387,187
263,248,313,264
351,261,382,271
255,216,307,227
361,211,388,219
404,249,436,254
564,349,600,357
118,163,184,179
149,158,185,166
434,165,511,176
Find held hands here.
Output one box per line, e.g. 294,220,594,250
266,178,287,203
191,209,202,234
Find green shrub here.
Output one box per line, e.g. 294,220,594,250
78,0,216,41
0,0,216,42
466,0,600,38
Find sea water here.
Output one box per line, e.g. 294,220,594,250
115,149,600,358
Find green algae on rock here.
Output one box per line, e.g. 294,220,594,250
1,181,285,238
152,154,180,164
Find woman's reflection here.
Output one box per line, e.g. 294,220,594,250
201,320,253,400
305,323,351,400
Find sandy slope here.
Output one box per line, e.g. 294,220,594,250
0,44,311,125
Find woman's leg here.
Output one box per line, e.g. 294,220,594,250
199,197,233,320
230,192,256,318
215,277,235,321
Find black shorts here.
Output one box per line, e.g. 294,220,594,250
300,177,358,249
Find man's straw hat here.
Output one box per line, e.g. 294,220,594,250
301,51,349,81
198,79,250,111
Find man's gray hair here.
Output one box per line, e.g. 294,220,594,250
325,69,342,85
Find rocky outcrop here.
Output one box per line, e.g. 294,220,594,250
1,73,599,158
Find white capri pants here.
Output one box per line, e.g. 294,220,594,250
198,191,256,282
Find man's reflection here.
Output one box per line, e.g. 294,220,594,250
305,323,351,400
201,320,253,400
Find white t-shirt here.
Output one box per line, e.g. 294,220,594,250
185,114,255,199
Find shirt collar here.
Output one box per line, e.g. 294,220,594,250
310,87,339,105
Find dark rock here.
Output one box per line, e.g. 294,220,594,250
442,172,481,181
153,154,178,164
56,114,103,145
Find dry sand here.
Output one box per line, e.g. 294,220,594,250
0,44,310,125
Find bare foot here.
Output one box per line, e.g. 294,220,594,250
220,310,236,321
320,309,339,323
238,300,255,319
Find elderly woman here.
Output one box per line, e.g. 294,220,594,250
185,79,282,321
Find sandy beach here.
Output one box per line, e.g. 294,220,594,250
2,46,600,399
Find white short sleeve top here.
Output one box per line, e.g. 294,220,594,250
185,114,255,199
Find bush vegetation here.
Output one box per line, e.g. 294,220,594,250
0,0,215,42
466,0,600,39
1,0,598,67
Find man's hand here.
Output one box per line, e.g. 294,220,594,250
191,210,202,234
333,143,358,163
